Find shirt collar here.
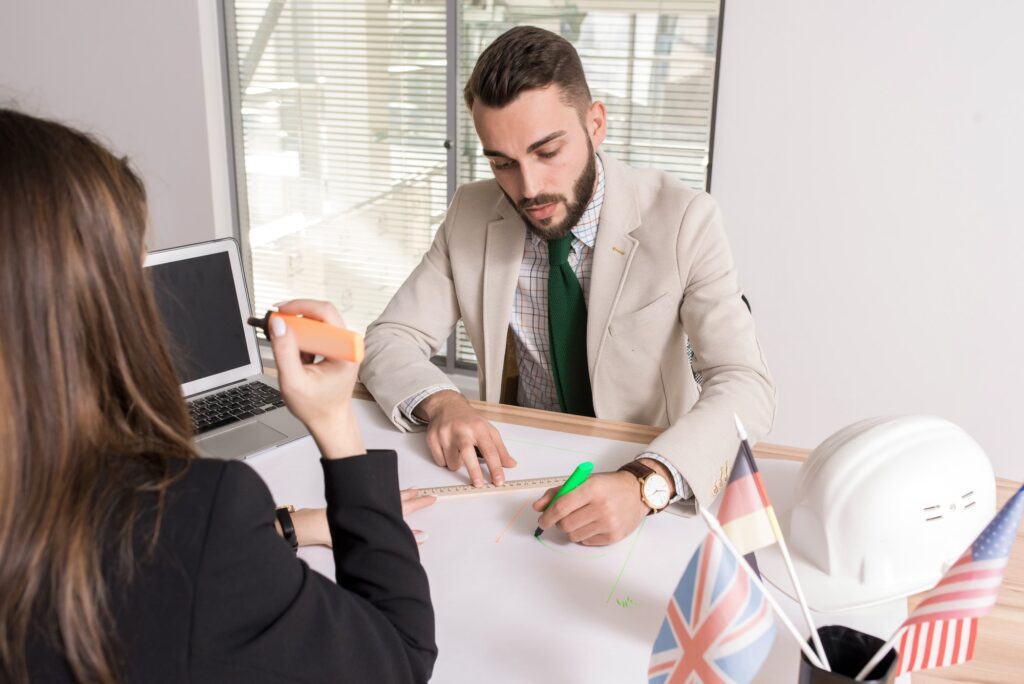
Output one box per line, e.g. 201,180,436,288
528,154,604,250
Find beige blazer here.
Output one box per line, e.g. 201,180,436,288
360,152,776,508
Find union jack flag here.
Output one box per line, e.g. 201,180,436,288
648,532,775,684
894,484,1024,675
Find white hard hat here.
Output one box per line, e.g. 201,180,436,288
758,415,996,612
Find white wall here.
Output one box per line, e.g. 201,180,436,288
0,1,233,249
712,1,1024,480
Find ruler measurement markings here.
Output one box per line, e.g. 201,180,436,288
416,476,568,498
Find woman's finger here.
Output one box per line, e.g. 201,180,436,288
276,298,345,327
401,491,437,517
268,316,304,391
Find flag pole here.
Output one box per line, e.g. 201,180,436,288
854,627,903,681
733,413,827,671
775,529,832,668
734,415,831,670
700,507,827,670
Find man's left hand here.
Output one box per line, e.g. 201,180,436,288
532,471,650,546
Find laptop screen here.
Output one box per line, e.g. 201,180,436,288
148,251,252,385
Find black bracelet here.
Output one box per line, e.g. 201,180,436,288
275,505,298,552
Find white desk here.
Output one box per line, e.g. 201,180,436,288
247,399,906,683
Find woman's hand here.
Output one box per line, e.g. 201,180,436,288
269,299,363,458
294,490,437,548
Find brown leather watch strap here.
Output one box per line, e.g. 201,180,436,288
617,460,655,480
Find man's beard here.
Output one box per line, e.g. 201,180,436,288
505,140,597,241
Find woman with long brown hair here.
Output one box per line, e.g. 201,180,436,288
0,108,436,682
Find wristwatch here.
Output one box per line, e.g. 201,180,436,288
617,461,672,515
275,504,298,552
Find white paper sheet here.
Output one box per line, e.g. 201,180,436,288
247,399,907,683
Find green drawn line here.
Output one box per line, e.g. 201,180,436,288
605,517,647,603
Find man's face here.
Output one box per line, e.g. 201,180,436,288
472,86,606,240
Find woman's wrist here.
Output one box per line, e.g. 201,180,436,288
293,508,332,547
307,405,365,459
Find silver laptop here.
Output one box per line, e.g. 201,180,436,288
145,238,309,460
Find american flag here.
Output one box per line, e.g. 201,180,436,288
648,532,775,684
894,484,1024,676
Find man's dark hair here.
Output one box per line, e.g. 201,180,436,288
464,26,592,116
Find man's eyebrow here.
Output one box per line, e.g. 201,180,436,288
481,131,568,159
527,131,566,153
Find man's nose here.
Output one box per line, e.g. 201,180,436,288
519,160,541,200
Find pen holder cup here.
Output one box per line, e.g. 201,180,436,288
798,625,897,684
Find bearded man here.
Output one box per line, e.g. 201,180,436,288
359,26,776,545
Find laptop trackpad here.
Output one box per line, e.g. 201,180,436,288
198,422,286,461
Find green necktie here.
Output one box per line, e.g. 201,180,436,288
547,234,595,416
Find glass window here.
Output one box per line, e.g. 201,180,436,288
225,0,722,368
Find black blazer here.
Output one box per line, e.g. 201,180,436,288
28,451,436,682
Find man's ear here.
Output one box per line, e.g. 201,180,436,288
587,100,607,148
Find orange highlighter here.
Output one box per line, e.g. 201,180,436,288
247,310,365,363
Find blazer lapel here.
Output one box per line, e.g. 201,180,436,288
588,152,641,386
481,197,526,402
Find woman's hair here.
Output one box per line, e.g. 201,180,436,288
0,108,196,682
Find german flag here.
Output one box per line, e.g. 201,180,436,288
717,416,783,575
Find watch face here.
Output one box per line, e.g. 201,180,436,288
643,473,671,510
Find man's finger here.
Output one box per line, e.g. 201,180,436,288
426,431,445,467
557,506,599,535
493,432,518,468
443,441,463,472
537,489,587,532
566,521,604,544
459,444,486,487
477,442,505,485
532,487,558,512
581,533,612,547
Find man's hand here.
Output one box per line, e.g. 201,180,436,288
293,489,437,548
415,390,517,487
532,471,650,546
532,458,677,546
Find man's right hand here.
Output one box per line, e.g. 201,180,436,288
414,390,517,487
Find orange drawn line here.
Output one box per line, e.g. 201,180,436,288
495,498,532,543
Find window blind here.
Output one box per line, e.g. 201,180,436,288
226,0,721,369
227,0,450,347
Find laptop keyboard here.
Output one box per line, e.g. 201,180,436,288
188,381,285,434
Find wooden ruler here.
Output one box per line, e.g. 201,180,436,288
414,476,698,518
415,476,567,498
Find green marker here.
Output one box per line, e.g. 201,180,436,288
534,461,594,537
